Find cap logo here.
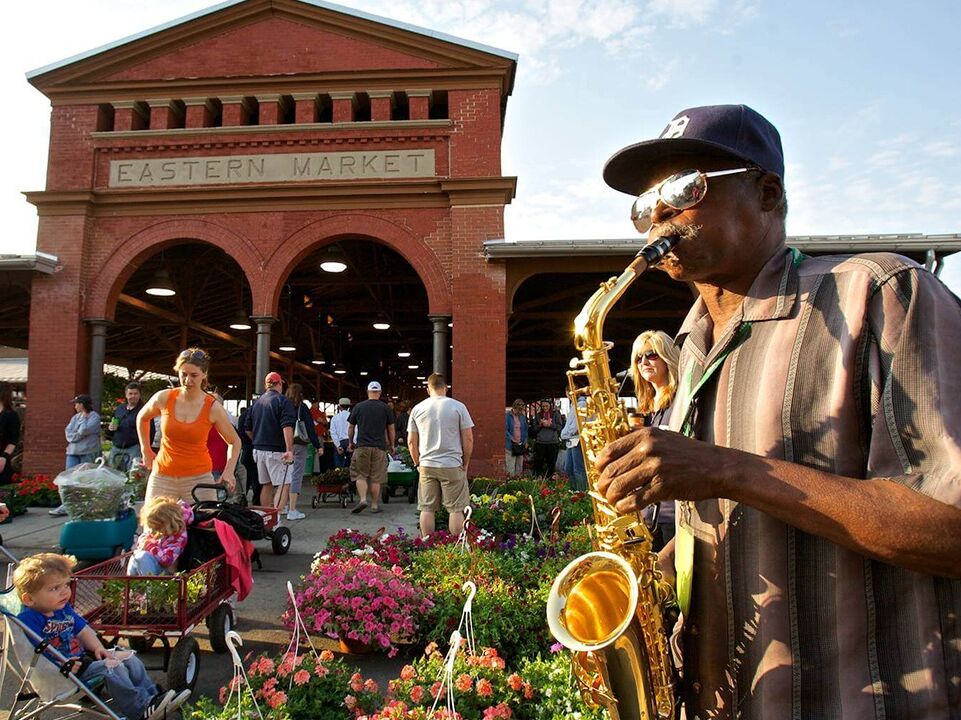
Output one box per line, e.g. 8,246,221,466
661,116,690,139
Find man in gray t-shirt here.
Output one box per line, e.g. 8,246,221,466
407,373,474,537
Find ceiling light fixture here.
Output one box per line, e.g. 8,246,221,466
397,346,411,358
145,267,176,297
320,245,348,273
278,338,297,352
229,311,252,331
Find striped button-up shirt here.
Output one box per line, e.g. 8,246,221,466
669,247,961,719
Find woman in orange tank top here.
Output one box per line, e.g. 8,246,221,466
136,348,242,504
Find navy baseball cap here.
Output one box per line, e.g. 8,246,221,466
604,104,784,195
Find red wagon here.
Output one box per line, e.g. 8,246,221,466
71,551,234,693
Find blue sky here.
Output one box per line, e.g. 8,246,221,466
3,0,960,291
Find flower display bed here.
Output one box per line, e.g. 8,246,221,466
189,475,609,719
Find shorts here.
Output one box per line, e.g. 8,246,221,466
417,465,470,513
145,471,217,505
349,446,388,486
253,449,292,487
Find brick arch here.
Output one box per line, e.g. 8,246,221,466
85,219,264,320
260,214,452,316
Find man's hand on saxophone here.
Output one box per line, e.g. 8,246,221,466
593,426,732,514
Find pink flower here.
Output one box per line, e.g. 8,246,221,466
350,673,364,693
400,665,416,681
409,685,425,703
364,678,379,693
345,695,358,709
506,674,523,691
218,687,228,704
267,691,287,709
258,657,276,674
455,674,472,693
476,678,493,698
314,664,330,678
319,650,334,662
293,670,311,686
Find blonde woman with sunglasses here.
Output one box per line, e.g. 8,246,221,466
137,348,241,504
629,329,680,548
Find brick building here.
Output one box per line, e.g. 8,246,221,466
15,0,961,479
22,0,517,476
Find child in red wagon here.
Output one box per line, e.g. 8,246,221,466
126,496,193,576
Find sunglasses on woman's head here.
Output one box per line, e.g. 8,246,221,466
179,349,207,362
630,167,757,234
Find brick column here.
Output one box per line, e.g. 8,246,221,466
25,215,91,475
330,92,356,123
293,93,318,124
147,99,182,130
183,97,214,128
407,89,431,120
257,94,282,125
221,95,248,126
448,206,507,478
368,91,393,121
112,101,147,131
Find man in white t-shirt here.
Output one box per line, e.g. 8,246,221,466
407,373,474,537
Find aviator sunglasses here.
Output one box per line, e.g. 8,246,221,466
630,167,756,234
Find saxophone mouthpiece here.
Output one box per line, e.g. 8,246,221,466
637,234,681,267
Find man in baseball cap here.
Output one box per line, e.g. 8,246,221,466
590,104,961,719
345,381,395,514
329,397,353,469
243,371,296,508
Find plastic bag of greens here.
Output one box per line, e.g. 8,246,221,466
54,458,127,520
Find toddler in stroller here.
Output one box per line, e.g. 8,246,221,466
10,553,190,720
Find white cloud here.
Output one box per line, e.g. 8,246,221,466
924,140,959,158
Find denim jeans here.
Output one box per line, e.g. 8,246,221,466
80,654,157,720
126,550,166,576
107,446,142,473
333,440,351,468
65,453,99,470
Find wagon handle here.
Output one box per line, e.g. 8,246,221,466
191,484,229,503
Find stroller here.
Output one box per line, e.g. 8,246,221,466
0,546,123,720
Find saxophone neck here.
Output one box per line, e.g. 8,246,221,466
573,237,678,352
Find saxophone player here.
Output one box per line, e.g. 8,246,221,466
594,104,961,719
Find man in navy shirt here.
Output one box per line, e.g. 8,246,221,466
243,372,296,511
106,382,152,472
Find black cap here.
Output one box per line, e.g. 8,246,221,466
70,394,92,405
604,104,784,196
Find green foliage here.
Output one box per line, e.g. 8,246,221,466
184,649,367,720
101,569,210,620
100,371,170,418
408,545,555,664
516,653,609,720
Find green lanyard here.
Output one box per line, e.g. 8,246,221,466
674,321,752,615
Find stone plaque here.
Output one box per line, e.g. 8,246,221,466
109,149,435,187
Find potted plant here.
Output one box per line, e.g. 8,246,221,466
285,558,433,658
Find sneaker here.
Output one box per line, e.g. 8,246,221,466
286,510,305,520
49,505,69,517
143,690,176,720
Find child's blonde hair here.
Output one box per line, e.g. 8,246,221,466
141,496,186,536
13,553,77,599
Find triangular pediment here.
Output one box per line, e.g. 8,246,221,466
103,15,443,81
29,0,516,94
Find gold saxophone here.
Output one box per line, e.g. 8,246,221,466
546,235,680,720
